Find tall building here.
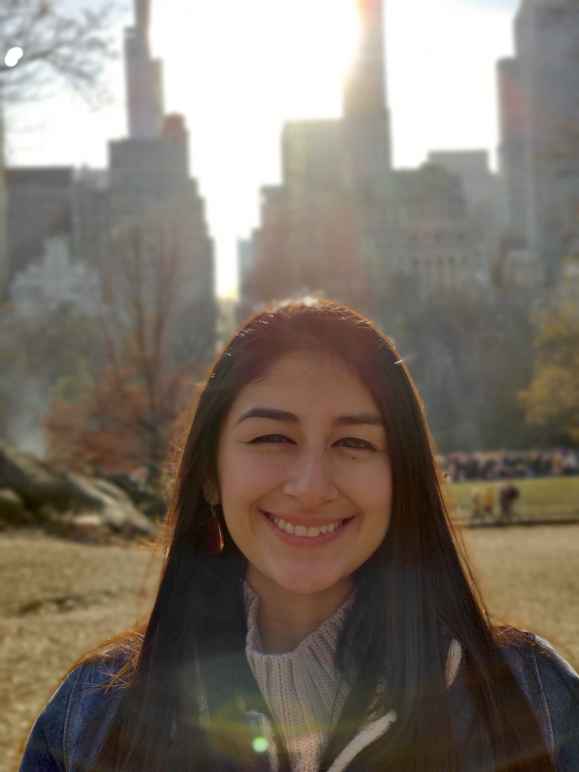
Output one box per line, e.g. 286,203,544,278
239,2,392,315
499,0,579,285
125,0,164,140
74,0,216,355
240,0,485,314
71,168,110,270
427,151,501,227
343,0,392,185
497,57,528,244
343,0,397,295
427,150,503,279
391,164,485,295
5,167,75,285
0,108,8,299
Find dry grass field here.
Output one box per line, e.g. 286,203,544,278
0,533,161,772
2,525,579,771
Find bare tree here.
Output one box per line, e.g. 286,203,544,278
46,218,216,485
0,0,119,105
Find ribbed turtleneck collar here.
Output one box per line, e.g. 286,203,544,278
243,583,353,771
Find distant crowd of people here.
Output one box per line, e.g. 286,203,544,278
469,483,521,524
440,448,579,483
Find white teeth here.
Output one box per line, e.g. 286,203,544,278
270,515,344,538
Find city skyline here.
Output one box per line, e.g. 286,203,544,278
5,0,518,297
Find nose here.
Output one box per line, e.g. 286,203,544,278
282,448,339,508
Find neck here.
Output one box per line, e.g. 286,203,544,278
247,572,352,653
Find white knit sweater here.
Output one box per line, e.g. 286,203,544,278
243,585,462,772
244,584,353,772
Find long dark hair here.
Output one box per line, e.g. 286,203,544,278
88,299,555,771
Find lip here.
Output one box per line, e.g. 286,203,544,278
260,509,355,547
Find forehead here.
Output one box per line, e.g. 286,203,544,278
229,350,378,417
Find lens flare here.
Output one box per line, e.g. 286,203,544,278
252,736,269,753
4,46,24,68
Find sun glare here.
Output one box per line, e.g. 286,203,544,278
152,0,363,296
157,0,361,122
274,0,362,118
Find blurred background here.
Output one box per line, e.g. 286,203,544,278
1,0,578,767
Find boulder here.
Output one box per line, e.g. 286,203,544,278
65,474,154,536
0,443,155,538
0,442,96,512
58,514,119,544
0,488,35,528
106,473,165,519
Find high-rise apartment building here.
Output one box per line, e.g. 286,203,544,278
240,0,485,314
427,150,502,277
124,0,164,140
499,0,579,284
7,0,216,353
344,0,392,186
75,0,217,353
6,167,75,284
497,57,528,245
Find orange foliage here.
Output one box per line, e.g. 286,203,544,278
45,365,198,482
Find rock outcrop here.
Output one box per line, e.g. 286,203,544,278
0,442,156,539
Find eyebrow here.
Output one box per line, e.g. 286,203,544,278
236,407,384,427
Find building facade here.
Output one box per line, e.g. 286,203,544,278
75,0,216,355
497,57,528,245
0,110,8,299
6,0,216,357
390,164,486,296
239,0,487,315
5,166,75,287
124,0,164,140
499,0,579,285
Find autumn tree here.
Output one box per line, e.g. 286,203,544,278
520,301,579,444
46,219,216,484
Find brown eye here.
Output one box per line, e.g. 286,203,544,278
337,437,377,451
249,434,294,444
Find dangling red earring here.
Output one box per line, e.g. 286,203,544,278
206,504,224,555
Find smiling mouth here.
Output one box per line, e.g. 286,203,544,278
261,511,354,539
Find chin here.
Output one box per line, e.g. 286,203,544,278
272,567,352,597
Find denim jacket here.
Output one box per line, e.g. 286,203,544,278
20,635,579,771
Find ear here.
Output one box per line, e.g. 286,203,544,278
203,480,220,506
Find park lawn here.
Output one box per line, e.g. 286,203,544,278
2,527,579,769
448,475,579,521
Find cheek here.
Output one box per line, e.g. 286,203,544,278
358,465,392,533
218,446,289,503
347,458,392,501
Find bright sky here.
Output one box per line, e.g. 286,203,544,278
6,0,519,297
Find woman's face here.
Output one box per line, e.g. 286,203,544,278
217,350,392,600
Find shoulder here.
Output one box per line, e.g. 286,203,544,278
498,631,579,769
498,631,579,701
20,652,128,771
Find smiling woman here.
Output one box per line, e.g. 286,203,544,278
216,349,392,618
19,300,579,771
